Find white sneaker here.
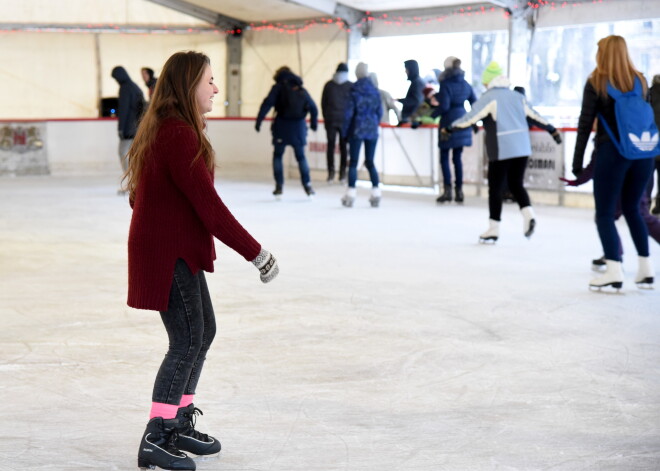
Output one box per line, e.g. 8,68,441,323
589,260,623,291
479,219,500,243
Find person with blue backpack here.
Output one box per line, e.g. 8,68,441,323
572,35,659,291
255,66,318,198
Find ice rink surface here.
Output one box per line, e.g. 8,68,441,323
1,174,659,471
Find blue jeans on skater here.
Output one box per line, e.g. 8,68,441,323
593,140,654,261
152,259,216,405
440,147,463,188
273,142,311,188
348,136,379,188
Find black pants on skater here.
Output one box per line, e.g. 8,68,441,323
152,258,216,405
487,156,531,221
325,123,348,177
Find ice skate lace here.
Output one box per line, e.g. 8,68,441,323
184,407,211,442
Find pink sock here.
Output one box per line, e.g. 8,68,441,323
179,394,194,408
149,402,179,419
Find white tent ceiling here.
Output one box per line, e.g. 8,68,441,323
155,0,498,24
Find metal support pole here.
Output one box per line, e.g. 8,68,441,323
225,34,242,117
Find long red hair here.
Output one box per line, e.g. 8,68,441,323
589,35,647,97
122,51,215,199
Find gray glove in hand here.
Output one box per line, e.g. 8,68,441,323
252,249,279,283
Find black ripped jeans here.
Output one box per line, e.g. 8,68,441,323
152,259,216,405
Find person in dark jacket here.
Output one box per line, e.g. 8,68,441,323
431,56,476,204
111,66,145,175
398,59,425,125
650,74,660,215
321,63,352,183
141,67,158,99
255,66,318,197
341,62,383,208
572,35,655,290
441,61,560,243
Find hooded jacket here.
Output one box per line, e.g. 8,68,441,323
111,66,145,139
432,67,476,149
256,70,318,147
400,60,425,122
321,71,352,127
449,75,554,162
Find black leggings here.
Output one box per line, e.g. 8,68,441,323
152,259,216,405
487,156,531,221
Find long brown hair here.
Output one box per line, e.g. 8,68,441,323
589,35,647,97
123,51,215,198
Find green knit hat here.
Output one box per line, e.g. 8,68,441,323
481,61,503,85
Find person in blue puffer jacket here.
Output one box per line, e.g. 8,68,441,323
341,62,383,208
431,56,476,204
441,61,560,243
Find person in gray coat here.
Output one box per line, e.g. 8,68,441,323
321,63,352,183
111,66,145,174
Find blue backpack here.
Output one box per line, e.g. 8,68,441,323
599,77,659,160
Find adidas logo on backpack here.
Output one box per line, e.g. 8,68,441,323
599,77,660,160
629,131,659,152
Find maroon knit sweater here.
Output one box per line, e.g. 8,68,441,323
127,118,261,311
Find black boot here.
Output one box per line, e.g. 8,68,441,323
138,417,196,470
436,185,452,203
175,404,221,456
326,169,335,183
454,186,464,203
272,184,282,196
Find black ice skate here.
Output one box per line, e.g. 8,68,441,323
137,417,195,471
304,185,316,197
175,404,221,457
272,185,282,199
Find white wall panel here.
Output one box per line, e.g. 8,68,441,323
242,25,347,118
0,33,97,118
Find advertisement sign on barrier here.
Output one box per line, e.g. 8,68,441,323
0,123,49,176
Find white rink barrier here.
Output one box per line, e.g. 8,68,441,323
0,118,592,205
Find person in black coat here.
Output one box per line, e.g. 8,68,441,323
650,74,660,215
398,59,425,125
321,63,352,183
431,56,476,203
255,66,318,197
111,66,145,174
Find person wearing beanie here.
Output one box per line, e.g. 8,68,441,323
439,61,560,244
256,65,318,198
321,62,353,183
341,62,384,208
431,56,476,204
397,59,425,125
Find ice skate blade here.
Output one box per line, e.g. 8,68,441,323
635,277,654,289
589,281,623,292
479,236,497,244
192,451,221,461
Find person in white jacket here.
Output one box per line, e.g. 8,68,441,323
440,61,560,243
